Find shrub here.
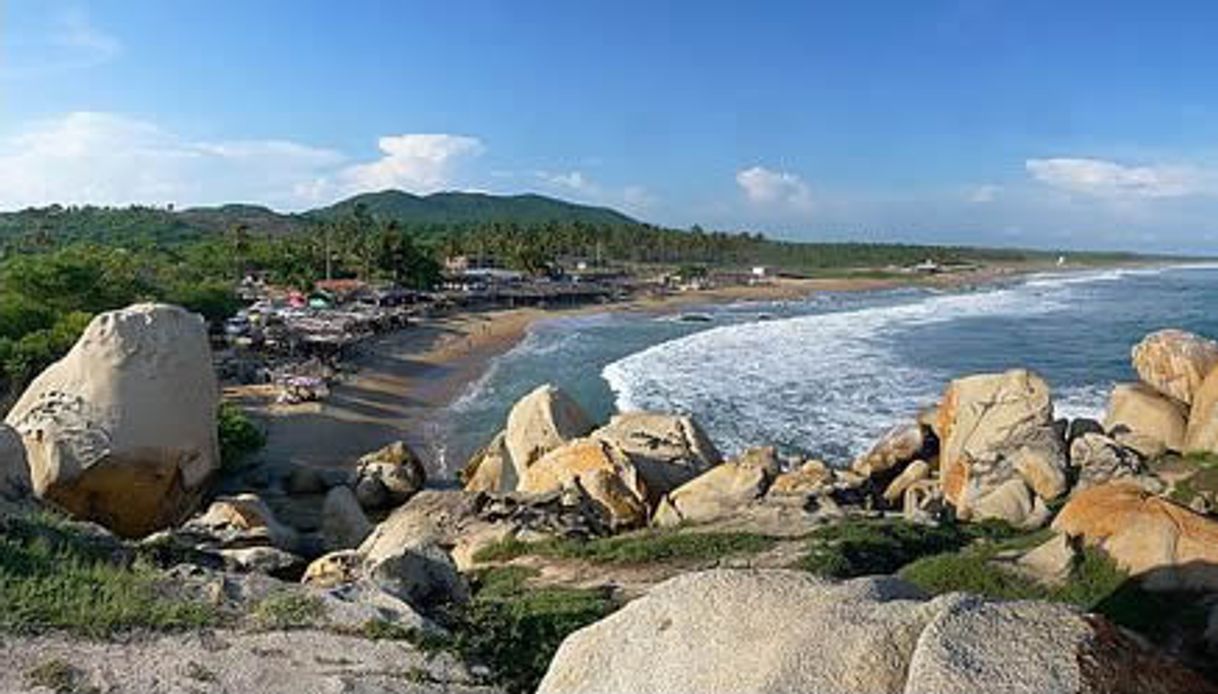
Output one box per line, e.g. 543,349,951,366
217,402,265,470
444,566,617,694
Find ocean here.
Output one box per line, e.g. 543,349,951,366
434,264,1218,475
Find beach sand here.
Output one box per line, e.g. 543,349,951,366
228,262,1087,475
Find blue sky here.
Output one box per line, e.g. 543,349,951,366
3,0,1218,252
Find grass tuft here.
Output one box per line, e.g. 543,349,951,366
796,518,1026,578
251,591,327,630
473,530,778,566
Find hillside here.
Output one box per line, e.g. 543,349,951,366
0,191,639,246
310,190,639,226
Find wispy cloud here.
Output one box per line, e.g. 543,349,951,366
2,7,123,79
968,184,1000,203
736,166,814,212
1025,157,1210,199
0,112,344,210
531,169,655,212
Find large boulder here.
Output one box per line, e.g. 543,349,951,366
1132,329,1218,405
851,422,933,478
353,441,425,510
769,458,833,496
519,438,648,529
0,423,30,501
590,411,721,502
652,447,777,528
461,431,515,493
1070,432,1146,490
1105,383,1188,458
321,485,372,550
937,370,1067,525
3,304,219,537
1186,367,1218,453
1053,481,1218,591
504,384,593,483
538,569,1213,694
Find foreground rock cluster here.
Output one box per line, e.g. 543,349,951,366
7,304,1218,693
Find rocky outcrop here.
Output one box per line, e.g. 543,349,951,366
769,459,832,496
461,431,515,493
937,370,1067,526
321,486,372,550
1187,368,1218,453
518,438,649,528
4,303,219,537
356,488,611,577
144,493,306,577
590,412,720,502
851,422,933,478
367,540,469,608
1053,481,1218,591
1105,383,1188,458
0,629,502,694
538,569,1214,694
883,459,930,504
504,384,593,482
1070,432,1146,490
1132,329,1218,406
353,441,425,510
301,549,361,588
652,447,776,527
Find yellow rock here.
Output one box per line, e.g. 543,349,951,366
1053,481,1218,591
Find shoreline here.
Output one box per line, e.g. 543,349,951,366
232,259,1167,475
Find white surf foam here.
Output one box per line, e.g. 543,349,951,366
602,280,1078,463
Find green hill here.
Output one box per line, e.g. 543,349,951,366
0,191,639,247
311,190,639,226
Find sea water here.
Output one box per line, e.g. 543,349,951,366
436,265,1218,474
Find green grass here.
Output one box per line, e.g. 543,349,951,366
251,591,327,630
473,530,778,566
422,566,617,694
0,513,215,637
796,518,1025,578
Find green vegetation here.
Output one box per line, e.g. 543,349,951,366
24,658,99,694
0,512,215,636
446,566,617,694
216,402,266,470
473,530,778,565
313,190,638,227
251,591,327,630
796,518,1024,578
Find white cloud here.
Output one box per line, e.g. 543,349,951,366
537,170,593,192
969,184,1000,203
736,166,814,211
337,134,485,193
1025,157,1207,199
0,112,344,210
532,169,654,212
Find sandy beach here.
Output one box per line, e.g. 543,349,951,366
228,261,1108,476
